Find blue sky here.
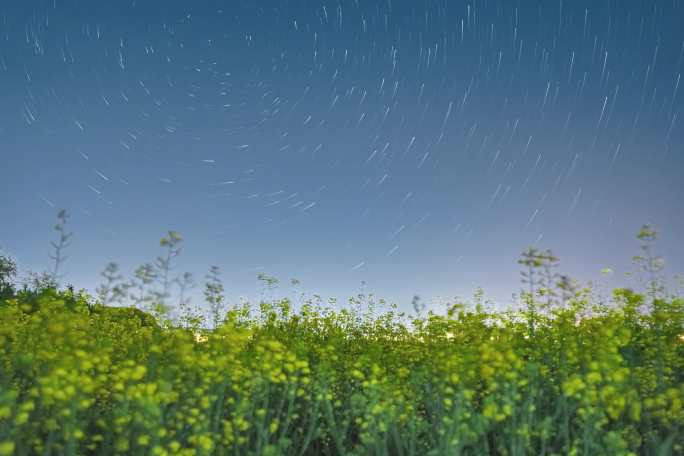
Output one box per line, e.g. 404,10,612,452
1,0,683,311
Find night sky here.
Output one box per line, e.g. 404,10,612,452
1,0,683,310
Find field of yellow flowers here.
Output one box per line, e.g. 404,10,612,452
0,283,682,456
0,223,683,455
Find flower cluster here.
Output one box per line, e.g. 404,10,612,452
0,285,682,455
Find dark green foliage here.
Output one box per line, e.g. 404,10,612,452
0,256,16,300
89,304,160,329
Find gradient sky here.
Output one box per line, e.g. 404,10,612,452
1,0,683,311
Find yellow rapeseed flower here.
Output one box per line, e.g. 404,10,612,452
0,441,14,456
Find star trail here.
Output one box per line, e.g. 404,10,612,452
1,0,683,309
